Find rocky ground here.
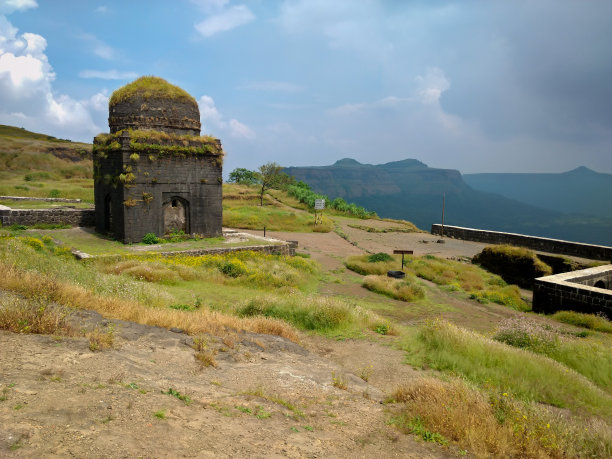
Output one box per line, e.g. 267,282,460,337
0,309,444,458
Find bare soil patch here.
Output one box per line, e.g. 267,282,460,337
0,310,445,458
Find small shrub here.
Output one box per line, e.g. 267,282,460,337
153,410,166,419
331,371,348,390
129,153,140,161
195,350,217,367
142,233,160,244
220,259,247,278
48,189,61,198
162,388,191,405
21,237,44,251
87,325,115,351
473,245,552,288
368,252,393,263
363,275,425,302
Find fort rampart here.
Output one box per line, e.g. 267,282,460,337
431,224,612,261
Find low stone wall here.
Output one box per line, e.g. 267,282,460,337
533,265,612,319
0,196,82,203
431,224,612,261
0,208,95,227
156,242,295,258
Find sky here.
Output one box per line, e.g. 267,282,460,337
1,0,612,175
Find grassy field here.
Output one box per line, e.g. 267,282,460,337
345,253,528,310
1,126,611,457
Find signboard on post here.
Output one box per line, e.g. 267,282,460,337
314,199,325,225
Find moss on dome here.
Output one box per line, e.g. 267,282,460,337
109,76,197,107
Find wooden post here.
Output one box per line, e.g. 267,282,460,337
393,250,413,271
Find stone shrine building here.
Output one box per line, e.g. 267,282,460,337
93,77,223,243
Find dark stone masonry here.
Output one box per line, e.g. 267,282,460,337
431,224,612,262
533,265,612,319
0,208,94,227
93,76,224,243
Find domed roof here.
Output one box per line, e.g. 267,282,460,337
108,76,201,136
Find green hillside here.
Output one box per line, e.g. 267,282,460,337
286,159,612,246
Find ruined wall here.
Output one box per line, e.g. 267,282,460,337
93,133,223,243
533,265,612,319
0,208,94,227
431,224,612,261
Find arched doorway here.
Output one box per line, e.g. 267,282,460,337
163,196,189,234
104,195,113,233
594,280,606,289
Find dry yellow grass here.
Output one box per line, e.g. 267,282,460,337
362,275,425,302
0,292,74,336
391,377,612,458
0,264,299,342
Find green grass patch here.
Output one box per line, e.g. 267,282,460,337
362,275,425,302
346,254,528,311
223,203,333,232
236,294,392,336
402,319,612,421
493,317,612,391
552,310,612,334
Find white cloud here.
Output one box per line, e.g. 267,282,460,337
415,67,450,104
94,5,108,14
195,4,254,37
239,81,303,92
78,69,137,80
0,13,105,141
199,94,226,129
80,33,115,60
198,94,255,139
0,0,37,14
229,118,255,139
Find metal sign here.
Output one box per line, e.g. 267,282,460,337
314,199,325,210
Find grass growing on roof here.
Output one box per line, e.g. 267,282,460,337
109,76,197,106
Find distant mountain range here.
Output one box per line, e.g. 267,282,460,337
285,159,612,246
464,167,612,219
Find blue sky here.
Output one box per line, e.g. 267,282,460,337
1,0,612,175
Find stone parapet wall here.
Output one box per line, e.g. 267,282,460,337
156,243,294,258
0,196,82,203
533,265,612,319
0,208,95,227
431,224,612,261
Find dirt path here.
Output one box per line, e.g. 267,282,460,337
0,311,445,458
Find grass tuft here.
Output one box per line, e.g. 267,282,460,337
552,310,612,334
362,275,425,302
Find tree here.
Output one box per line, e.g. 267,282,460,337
258,162,283,206
227,167,259,185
